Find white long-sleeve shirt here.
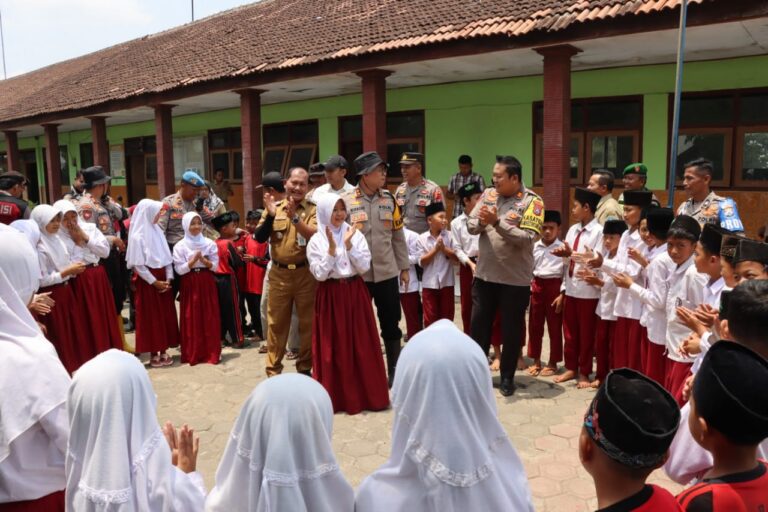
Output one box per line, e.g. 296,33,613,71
416,230,455,290
562,219,603,299
601,229,644,320
307,229,370,281
172,240,219,275
133,264,174,285
629,246,674,345
596,258,619,321
400,228,420,294
450,213,478,266
533,239,564,279
665,257,707,363
38,253,68,288
65,224,110,265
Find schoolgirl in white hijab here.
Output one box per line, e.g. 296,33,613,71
66,349,206,512
31,204,84,287
173,212,219,273
53,200,110,264
10,218,41,249
0,258,71,508
205,373,354,512
307,193,370,279
355,320,534,512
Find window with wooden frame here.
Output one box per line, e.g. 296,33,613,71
0,152,7,173
337,111,425,182
208,128,242,181
533,98,642,186
263,120,318,176
672,90,768,189
79,143,94,170
125,137,157,183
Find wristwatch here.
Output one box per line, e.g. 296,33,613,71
291,215,300,225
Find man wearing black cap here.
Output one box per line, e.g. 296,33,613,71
467,155,545,396
447,154,485,219
304,162,327,205
580,368,681,511
677,341,768,511
312,155,355,201
0,170,30,224
394,152,444,234
677,158,743,232
342,151,410,386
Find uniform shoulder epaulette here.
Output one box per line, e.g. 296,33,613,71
381,189,395,198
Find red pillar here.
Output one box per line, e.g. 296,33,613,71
88,116,110,173
535,45,581,225
154,104,176,198
236,89,264,212
42,124,62,203
3,131,20,172
356,69,392,158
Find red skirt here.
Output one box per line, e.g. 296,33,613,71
613,316,643,371
38,283,89,374
0,490,65,512
71,265,122,354
665,359,692,407
133,267,180,353
179,269,222,365
312,276,390,415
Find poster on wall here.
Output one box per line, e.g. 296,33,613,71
110,144,126,177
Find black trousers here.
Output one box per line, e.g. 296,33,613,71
366,277,402,341
241,292,263,337
214,274,241,344
471,278,530,381
101,248,127,314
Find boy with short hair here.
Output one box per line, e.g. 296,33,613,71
552,188,603,388
664,215,706,405
416,202,457,327
580,368,682,511
526,210,564,377
242,209,269,341
677,341,768,511
212,211,246,348
399,227,423,341
733,239,768,281
451,182,482,335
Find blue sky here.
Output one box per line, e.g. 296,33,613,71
0,0,257,78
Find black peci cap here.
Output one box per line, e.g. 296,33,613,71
424,202,445,218
603,219,628,236
458,182,482,199
699,223,731,255
733,239,768,266
669,215,701,241
584,368,680,469
543,210,561,225
646,208,675,240
622,190,653,208
574,187,601,213
720,234,744,260
693,341,768,445
354,151,386,176
211,211,235,230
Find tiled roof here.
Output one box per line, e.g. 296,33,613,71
0,0,706,126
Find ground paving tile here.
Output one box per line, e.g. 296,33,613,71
133,306,685,511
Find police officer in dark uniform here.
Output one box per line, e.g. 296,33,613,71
342,152,410,386
0,171,31,224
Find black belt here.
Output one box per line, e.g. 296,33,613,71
327,276,356,283
191,268,206,273
273,260,307,270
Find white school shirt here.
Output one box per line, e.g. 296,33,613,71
64,225,110,266
133,264,174,285
450,213,478,266
37,249,70,287
629,246,674,345
601,229,644,320
400,228,420,294
416,230,455,290
595,257,619,321
665,257,707,363
307,229,370,281
561,219,603,299
533,239,564,279
702,276,725,308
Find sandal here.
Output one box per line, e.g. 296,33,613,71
258,344,268,354
286,350,299,360
160,353,173,367
539,366,558,377
232,340,252,349
150,356,163,368
527,365,542,377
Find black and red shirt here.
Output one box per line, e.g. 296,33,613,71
597,485,682,511
0,194,28,224
677,460,768,512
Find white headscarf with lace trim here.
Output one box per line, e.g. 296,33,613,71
355,320,534,512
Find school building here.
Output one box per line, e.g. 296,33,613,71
1,0,767,234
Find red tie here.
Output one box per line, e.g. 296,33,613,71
569,228,584,278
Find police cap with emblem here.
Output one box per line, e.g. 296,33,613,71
543,210,561,225
424,202,445,218
324,155,349,172
733,239,768,266
259,172,285,193
603,219,628,236
458,182,482,200
211,211,236,230
645,207,675,241
693,341,768,445
623,163,648,176
574,187,601,213
353,151,386,176
622,190,653,208
584,368,679,469
83,166,111,189
181,170,204,188
399,152,423,166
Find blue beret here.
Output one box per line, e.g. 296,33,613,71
182,170,205,187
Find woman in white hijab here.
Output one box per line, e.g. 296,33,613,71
54,199,122,356
126,199,180,367
307,193,389,414
10,218,40,248
355,320,534,512
0,238,71,511
66,349,206,511
30,204,89,373
205,373,354,512
172,211,221,365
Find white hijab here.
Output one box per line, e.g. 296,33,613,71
181,212,210,252
10,219,41,248
0,264,71,467
0,229,41,305
310,194,351,273
205,374,354,512
355,320,534,512
126,199,173,269
66,349,205,512
31,204,71,271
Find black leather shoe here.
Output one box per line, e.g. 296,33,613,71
499,377,516,397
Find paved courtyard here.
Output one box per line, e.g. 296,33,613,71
137,307,683,511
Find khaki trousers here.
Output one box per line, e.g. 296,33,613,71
266,266,316,376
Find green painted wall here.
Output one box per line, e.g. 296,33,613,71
2,54,767,194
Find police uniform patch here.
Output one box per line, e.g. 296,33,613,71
82,209,93,221
532,200,543,216
351,212,369,223
519,197,544,235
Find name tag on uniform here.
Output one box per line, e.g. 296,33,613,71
297,234,307,247
351,211,368,223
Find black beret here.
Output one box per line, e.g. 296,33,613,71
646,208,675,240
694,341,768,445
584,369,680,469
733,239,768,266
669,215,701,240
574,187,601,213
622,190,653,208
424,202,445,218
603,219,628,236
543,210,561,225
